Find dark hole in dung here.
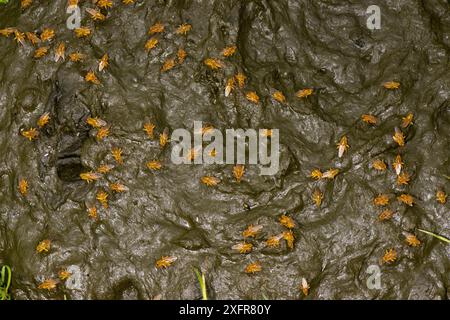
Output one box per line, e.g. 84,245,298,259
56,156,83,182
112,279,142,300
55,130,89,183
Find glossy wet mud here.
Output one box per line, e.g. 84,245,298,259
0,0,449,299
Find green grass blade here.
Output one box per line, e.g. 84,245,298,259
193,268,208,300
417,228,450,244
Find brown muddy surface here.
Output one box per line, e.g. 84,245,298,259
0,0,449,300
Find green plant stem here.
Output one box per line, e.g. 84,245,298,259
0,265,12,300
194,268,208,300
417,228,450,244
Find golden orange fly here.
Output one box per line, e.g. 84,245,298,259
36,239,51,253
21,0,33,9
374,194,390,206
143,123,156,138
99,53,109,72
312,189,323,208
383,81,400,89
38,279,58,290
322,168,339,179
393,127,405,147
21,128,39,141
436,190,447,204
235,73,246,88
378,209,394,221
26,32,40,45
97,164,114,174
58,269,72,281
87,206,98,219
296,88,313,98
112,147,124,164
145,37,158,52
37,112,50,128
300,278,310,296
110,182,129,193
397,194,414,206
279,214,295,229
148,22,164,35
18,178,28,195
177,48,187,64
382,248,397,264
0,28,15,38
401,112,414,128
272,91,286,104
14,30,25,46
34,47,49,59
96,190,109,208
146,160,162,170
159,128,169,148
69,52,85,62
233,165,245,182
361,114,378,125
161,58,176,72
246,91,259,104
405,234,420,247
393,154,404,175
231,242,253,254
337,135,349,158
55,42,65,62
40,28,55,42
86,8,106,21
372,159,387,171
156,256,177,269
244,262,262,274
225,78,235,97
87,116,107,129
396,172,410,185
310,169,322,180
176,23,192,35
80,172,101,183
97,0,113,9
222,45,237,57
242,225,263,238
96,126,110,141
85,70,100,85
282,230,295,249
74,27,92,38
201,176,220,187
266,234,283,248
204,58,223,70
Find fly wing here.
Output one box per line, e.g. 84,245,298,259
225,84,232,97
85,8,98,17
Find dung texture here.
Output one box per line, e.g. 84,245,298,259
0,0,449,300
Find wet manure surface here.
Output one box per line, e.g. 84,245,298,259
0,0,449,300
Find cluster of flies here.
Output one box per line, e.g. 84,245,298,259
308,81,446,267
